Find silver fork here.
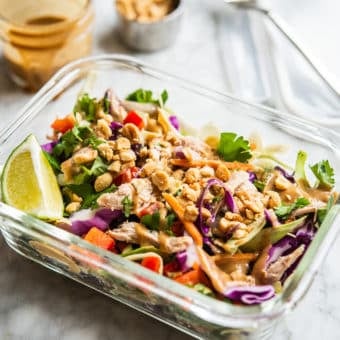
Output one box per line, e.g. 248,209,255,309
224,0,340,99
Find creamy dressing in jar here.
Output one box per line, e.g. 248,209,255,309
0,0,94,91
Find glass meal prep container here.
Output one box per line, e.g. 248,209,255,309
1,55,340,340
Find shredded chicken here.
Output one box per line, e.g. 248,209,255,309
97,183,134,210
106,89,127,122
108,222,192,253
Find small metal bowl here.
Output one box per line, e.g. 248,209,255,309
115,0,183,52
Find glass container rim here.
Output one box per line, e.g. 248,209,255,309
1,54,340,328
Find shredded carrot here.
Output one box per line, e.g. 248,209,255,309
84,227,115,251
170,159,254,171
162,193,203,247
175,267,210,287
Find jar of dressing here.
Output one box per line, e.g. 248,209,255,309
0,0,94,91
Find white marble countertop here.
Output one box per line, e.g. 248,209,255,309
1,0,340,339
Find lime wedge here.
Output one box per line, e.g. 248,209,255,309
1,134,63,220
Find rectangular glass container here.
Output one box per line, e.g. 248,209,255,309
1,55,340,340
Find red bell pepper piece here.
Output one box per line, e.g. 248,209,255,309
51,115,75,133
141,256,162,273
123,111,144,129
137,202,161,218
114,166,139,185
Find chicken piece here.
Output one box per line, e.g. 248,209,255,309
108,222,141,243
108,222,192,253
266,245,305,283
225,171,251,194
159,232,193,253
97,183,134,210
253,245,305,285
181,136,214,158
131,178,155,211
105,89,128,122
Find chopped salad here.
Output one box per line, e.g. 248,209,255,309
39,88,338,305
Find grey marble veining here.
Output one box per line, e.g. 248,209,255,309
1,0,340,339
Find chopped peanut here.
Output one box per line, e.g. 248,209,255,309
94,172,113,192
151,170,170,191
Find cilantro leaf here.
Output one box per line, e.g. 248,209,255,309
73,157,108,185
67,183,117,209
52,126,103,160
310,160,335,190
141,212,161,230
274,197,310,219
217,132,252,162
122,196,133,218
52,128,81,159
125,88,168,107
160,90,169,106
74,93,97,122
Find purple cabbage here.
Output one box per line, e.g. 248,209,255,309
224,285,275,305
41,141,57,154
175,243,199,272
176,251,189,272
274,166,295,183
169,115,179,130
248,171,257,183
70,209,122,236
131,143,142,154
203,236,215,255
173,146,186,159
264,209,280,227
265,217,315,282
196,178,237,237
110,121,123,140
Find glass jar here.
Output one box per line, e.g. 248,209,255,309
0,0,94,91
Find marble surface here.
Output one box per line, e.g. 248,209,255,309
1,0,340,339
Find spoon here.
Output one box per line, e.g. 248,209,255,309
224,0,340,99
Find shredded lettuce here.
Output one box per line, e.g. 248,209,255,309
294,150,309,186
294,150,335,190
242,216,307,252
